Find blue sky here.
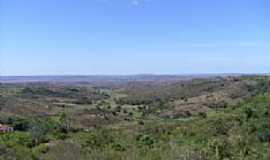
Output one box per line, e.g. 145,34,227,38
1,0,270,75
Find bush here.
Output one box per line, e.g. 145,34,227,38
136,134,155,148
207,138,232,160
0,132,32,148
198,112,207,119
243,107,257,120
34,144,49,154
58,113,71,133
111,143,126,152
11,118,31,131
257,128,270,143
84,129,114,149
210,119,228,135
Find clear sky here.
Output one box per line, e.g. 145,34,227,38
1,0,270,75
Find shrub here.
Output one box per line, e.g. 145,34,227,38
85,129,114,149
207,138,232,160
198,112,207,119
58,113,71,133
11,118,31,131
111,143,126,152
243,107,256,120
136,134,155,148
257,129,270,143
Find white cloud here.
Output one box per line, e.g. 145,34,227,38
131,0,140,6
131,0,152,6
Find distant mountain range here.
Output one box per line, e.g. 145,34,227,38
0,74,250,83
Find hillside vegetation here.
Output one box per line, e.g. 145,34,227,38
0,76,270,160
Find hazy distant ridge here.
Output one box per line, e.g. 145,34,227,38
0,74,248,83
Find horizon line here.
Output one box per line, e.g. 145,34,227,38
0,73,269,77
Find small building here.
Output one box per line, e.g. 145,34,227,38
0,124,14,133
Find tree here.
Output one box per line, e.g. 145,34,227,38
58,112,71,133
29,119,52,146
